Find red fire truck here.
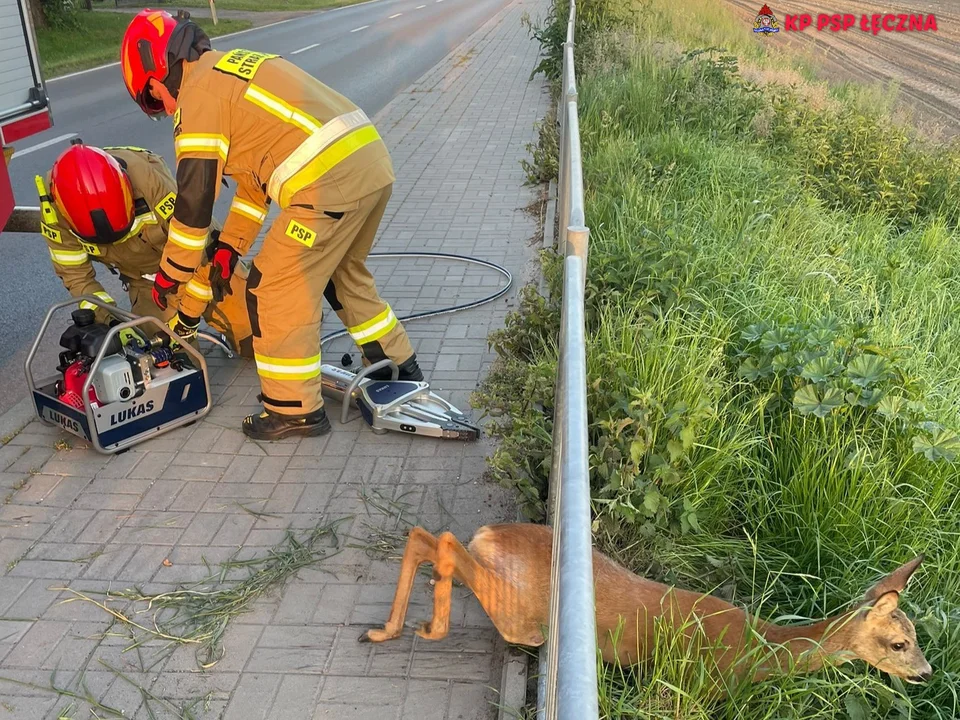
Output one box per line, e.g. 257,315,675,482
1,0,54,234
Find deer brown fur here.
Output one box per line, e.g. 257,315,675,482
361,524,932,685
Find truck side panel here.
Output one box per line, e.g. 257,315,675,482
0,0,38,118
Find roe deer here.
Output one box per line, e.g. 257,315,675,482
361,524,932,684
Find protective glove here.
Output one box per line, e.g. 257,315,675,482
167,312,200,342
209,241,241,304
152,268,180,311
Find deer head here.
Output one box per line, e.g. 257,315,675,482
844,555,932,683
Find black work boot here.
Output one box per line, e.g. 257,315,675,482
366,354,424,382
242,406,332,441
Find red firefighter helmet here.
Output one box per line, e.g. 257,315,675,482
49,141,135,244
120,9,179,117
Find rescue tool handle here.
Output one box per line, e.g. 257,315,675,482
341,359,399,425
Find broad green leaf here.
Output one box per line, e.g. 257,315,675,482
643,490,661,515
847,387,885,408
741,323,769,343
913,429,960,462
801,356,843,383
794,384,845,418
805,327,835,348
761,328,790,353
630,438,647,465
680,425,696,450
877,394,906,420
812,314,842,334
667,439,685,463
844,693,871,720
847,355,891,388
772,352,795,374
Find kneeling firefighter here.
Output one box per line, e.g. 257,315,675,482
119,10,424,441
38,140,254,356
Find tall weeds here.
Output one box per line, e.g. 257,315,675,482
475,0,960,716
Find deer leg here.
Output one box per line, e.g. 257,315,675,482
360,526,438,643
416,531,489,641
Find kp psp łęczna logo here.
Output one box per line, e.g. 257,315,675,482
754,4,780,33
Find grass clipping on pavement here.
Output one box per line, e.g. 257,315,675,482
36,12,251,79
474,0,960,717
55,519,344,670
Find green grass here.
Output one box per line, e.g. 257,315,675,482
177,0,370,11
475,0,960,717
36,12,251,78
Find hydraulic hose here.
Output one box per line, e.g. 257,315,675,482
319,252,513,346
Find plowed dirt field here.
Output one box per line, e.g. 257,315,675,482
724,0,960,139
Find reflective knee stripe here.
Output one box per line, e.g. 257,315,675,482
175,134,230,162
230,197,267,223
185,279,214,302
49,248,89,267
79,291,116,310
244,84,322,136
255,353,323,381
267,109,378,208
349,306,398,344
169,226,209,251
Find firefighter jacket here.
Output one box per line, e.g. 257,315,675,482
38,147,220,322
161,48,395,283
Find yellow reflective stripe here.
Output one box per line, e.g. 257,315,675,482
254,353,323,381
175,134,230,161
279,125,381,208
49,248,89,266
230,197,267,224
185,279,214,302
80,292,116,310
244,84,322,136
125,212,158,239
349,306,398,343
35,175,58,225
169,226,208,250
266,109,372,206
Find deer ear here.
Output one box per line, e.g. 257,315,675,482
862,555,924,603
865,591,899,619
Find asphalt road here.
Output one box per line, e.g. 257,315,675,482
0,0,514,417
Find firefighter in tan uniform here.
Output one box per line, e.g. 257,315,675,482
39,140,254,357
120,10,424,441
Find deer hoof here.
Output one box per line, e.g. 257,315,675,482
415,621,448,640
359,628,396,643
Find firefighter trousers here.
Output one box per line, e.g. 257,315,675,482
124,262,254,358
246,184,415,416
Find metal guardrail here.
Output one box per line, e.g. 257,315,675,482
537,2,599,719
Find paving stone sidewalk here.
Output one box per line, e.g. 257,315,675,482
0,0,551,718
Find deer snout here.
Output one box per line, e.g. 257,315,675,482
907,663,933,684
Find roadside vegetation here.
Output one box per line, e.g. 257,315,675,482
474,0,960,716
176,0,370,11
36,11,249,78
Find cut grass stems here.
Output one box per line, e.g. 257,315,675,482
53,518,345,670
476,0,960,716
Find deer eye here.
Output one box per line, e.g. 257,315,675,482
892,642,906,652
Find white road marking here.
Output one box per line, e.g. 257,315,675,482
351,24,369,32
11,133,77,158
416,4,426,7
291,43,320,54
389,12,402,17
